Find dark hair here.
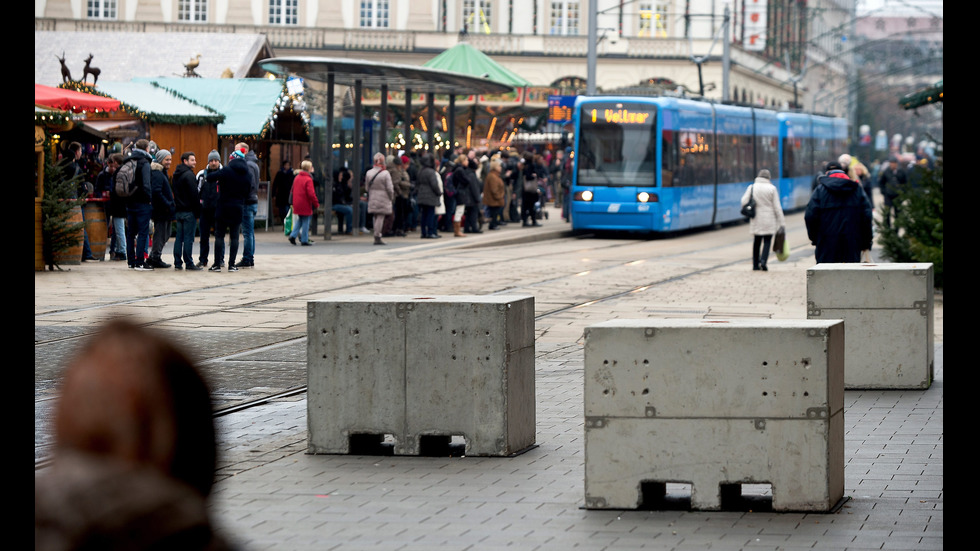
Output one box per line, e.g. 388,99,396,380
180,152,195,162
55,319,217,497
825,161,843,172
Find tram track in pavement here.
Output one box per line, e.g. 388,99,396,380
35,225,817,466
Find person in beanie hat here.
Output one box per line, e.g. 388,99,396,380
146,149,175,268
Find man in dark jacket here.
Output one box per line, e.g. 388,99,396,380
125,140,155,270
877,156,907,227
147,150,176,269
271,160,294,224
206,150,251,272
805,161,873,263
172,152,202,271
196,151,221,268
239,145,260,268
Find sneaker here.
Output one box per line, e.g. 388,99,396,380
208,265,222,272
197,261,208,268
174,265,183,271
360,227,370,234
134,264,154,271
288,237,297,245
185,264,203,271
301,241,313,246
228,265,239,272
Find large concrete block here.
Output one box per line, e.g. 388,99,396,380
807,263,934,389
308,295,535,456
584,319,844,512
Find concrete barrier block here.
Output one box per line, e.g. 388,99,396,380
308,295,535,456
808,263,934,389
584,319,844,512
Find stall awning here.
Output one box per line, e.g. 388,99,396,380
423,43,532,88
35,83,120,113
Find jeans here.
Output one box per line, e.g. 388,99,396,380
112,216,127,255
420,205,437,237
173,211,197,268
332,204,365,233
126,202,152,267
214,204,243,267
242,203,257,263
290,214,311,243
752,234,773,269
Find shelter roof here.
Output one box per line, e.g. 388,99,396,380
423,43,532,88
137,77,286,136
258,57,513,96
34,31,272,87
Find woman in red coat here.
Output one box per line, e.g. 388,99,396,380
288,160,319,246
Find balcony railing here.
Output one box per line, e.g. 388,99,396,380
36,18,721,59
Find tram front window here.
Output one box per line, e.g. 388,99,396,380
577,103,657,187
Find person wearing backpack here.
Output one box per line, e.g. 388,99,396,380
120,139,154,270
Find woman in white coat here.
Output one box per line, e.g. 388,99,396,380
741,169,785,271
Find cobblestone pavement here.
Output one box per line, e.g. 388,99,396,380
36,208,943,549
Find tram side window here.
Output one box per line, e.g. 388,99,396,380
677,131,713,186
717,132,755,183
662,129,677,187
757,135,779,177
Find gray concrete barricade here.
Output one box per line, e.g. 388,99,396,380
307,295,535,456
584,319,844,512
807,263,934,389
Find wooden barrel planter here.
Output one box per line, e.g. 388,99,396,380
83,200,108,260
52,205,83,266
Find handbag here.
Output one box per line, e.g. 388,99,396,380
283,207,293,235
774,226,790,261
740,184,756,219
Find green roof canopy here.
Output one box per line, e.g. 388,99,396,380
95,81,224,125
138,77,287,137
423,43,532,88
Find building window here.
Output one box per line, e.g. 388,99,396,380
549,1,579,36
87,0,117,20
269,0,298,25
638,2,669,38
463,0,492,34
360,0,389,28
178,0,208,23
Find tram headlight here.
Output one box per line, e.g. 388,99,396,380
574,190,594,202
636,192,657,203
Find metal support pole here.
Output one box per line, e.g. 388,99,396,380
722,5,730,102
404,88,412,154
379,84,388,155
448,94,456,156
323,72,334,240
427,91,435,154
586,0,597,95
352,79,363,237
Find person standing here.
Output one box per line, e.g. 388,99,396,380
740,169,785,271
147,149,175,269
206,150,250,272
172,152,201,271
483,159,506,230
238,144,260,269
271,160,294,225
416,154,442,239
805,161,874,263
124,140,155,270
288,160,319,246
96,153,127,261
877,156,907,227
196,151,221,268
365,153,394,245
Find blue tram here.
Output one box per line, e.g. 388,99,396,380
569,96,847,233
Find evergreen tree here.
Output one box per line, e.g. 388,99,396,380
876,161,943,288
42,155,85,270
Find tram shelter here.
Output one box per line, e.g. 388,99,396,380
258,57,513,239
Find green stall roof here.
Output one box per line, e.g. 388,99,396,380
140,77,287,137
